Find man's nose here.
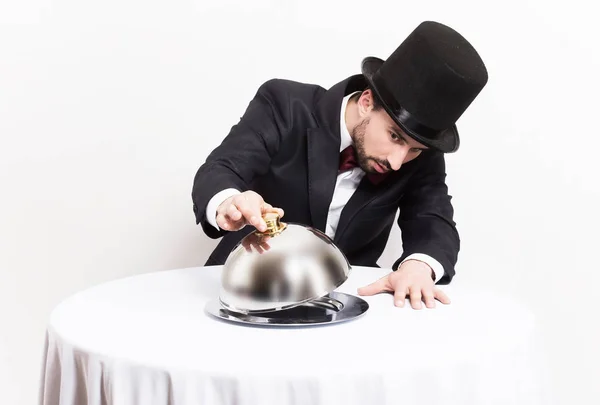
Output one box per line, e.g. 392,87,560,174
388,146,409,171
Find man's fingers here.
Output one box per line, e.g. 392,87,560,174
215,196,245,231
227,203,242,221
357,276,391,296
409,286,423,310
217,192,284,233
393,283,408,307
434,288,451,305
261,203,285,219
269,206,285,218
422,289,436,309
216,213,231,230
237,202,266,231
250,215,266,231
217,208,245,231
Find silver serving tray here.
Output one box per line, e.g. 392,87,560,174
205,291,369,327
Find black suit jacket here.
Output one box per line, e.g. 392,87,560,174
191,75,459,284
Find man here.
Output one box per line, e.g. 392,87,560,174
191,21,488,309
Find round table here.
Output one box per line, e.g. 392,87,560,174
39,266,548,405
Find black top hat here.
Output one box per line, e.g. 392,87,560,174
361,21,488,153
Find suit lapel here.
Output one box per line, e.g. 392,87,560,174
334,160,414,245
333,176,380,244
306,127,339,232
306,73,382,233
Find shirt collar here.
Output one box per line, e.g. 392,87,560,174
339,91,360,152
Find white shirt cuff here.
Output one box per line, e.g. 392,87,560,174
401,253,445,284
205,188,241,230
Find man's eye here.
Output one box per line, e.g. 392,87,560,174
390,132,400,141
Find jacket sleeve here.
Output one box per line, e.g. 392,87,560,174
191,80,288,239
393,151,460,284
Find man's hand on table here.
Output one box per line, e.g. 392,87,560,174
216,190,284,233
357,260,451,309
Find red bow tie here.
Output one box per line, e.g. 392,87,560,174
339,146,389,185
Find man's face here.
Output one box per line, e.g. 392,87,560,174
352,91,428,174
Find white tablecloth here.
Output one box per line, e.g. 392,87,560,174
39,265,549,405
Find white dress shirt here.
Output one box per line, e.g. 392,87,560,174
205,93,445,282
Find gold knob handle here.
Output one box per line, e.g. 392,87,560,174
258,212,287,236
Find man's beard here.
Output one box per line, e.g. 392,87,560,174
351,118,391,174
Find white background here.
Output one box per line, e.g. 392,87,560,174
0,1,598,404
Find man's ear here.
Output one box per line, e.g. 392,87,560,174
357,90,374,116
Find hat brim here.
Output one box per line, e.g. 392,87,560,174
361,56,460,153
